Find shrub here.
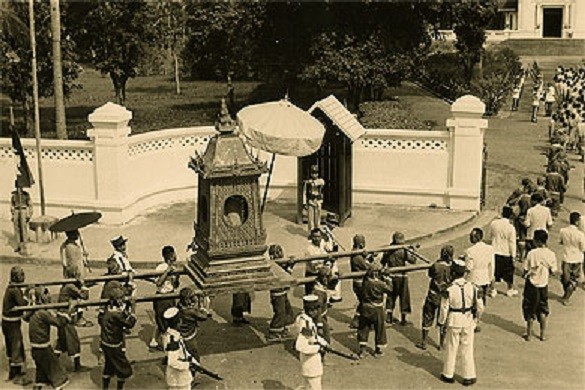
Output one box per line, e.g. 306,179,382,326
416,53,469,102
358,100,426,129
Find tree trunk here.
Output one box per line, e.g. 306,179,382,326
173,51,181,95
50,0,67,140
110,72,122,105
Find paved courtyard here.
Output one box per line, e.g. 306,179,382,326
0,81,583,389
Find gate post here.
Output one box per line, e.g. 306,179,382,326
87,102,132,224
446,95,488,211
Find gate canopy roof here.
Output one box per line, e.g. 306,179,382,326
309,95,366,142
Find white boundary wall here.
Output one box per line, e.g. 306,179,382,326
0,96,487,224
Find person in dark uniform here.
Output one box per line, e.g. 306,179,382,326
231,292,251,325
267,244,295,342
24,286,70,390
357,262,392,358
10,184,32,254
101,287,137,390
2,266,30,385
176,286,209,384
507,179,534,261
349,234,373,329
416,245,453,351
149,246,180,352
55,265,90,372
381,232,416,325
312,266,333,344
545,162,567,217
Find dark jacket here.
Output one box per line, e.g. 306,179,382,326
100,308,136,346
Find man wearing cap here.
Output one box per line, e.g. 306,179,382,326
559,212,585,306
267,244,295,342
163,307,193,390
108,236,133,274
149,246,180,352
438,258,483,386
303,165,325,233
313,266,333,344
416,245,453,351
381,232,416,326
100,287,137,389
349,234,372,328
357,262,392,358
2,266,30,385
10,184,32,254
24,286,70,390
294,295,327,390
176,286,209,383
55,265,91,372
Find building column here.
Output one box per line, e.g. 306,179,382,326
446,96,488,211
87,102,132,224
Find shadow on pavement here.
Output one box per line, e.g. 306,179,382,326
481,312,525,336
394,346,443,379
262,379,294,390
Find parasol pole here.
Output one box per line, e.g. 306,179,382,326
260,153,276,214
29,0,46,216
77,231,93,273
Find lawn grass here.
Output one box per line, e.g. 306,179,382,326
1,67,451,139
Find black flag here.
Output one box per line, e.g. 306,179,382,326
11,127,35,188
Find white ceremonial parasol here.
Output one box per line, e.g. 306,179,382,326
237,98,326,212
237,98,325,157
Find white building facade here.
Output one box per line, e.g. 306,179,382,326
440,0,585,41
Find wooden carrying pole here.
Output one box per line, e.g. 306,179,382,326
11,268,187,289
12,254,434,313
274,244,418,265
12,291,186,312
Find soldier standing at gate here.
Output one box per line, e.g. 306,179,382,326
10,183,32,254
438,258,483,386
303,165,325,233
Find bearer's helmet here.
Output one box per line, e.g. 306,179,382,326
10,266,25,284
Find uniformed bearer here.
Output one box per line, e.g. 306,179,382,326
438,258,483,386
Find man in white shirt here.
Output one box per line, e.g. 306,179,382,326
559,212,585,305
523,193,553,253
465,228,495,332
522,230,557,342
304,229,334,295
488,206,518,297
149,246,179,351
295,295,327,390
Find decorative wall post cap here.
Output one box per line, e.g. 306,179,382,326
87,102,132,139
451,95,485,118
89,102,132,124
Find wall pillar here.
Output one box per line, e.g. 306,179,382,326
87,102,132,223
446,95,488,211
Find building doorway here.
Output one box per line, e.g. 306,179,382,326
542,7,563,38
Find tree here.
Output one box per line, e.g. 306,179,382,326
450,0,498,85
50,0,67,139
301,31,409,110
151,0,188,94
182,1,266,80
85,1,154,105
1,1,80,135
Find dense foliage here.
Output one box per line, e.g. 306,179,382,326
1,1,80,133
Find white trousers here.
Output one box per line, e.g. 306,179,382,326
442,326,476,380
304,376,322,390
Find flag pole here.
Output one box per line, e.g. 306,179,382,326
29,0,46,215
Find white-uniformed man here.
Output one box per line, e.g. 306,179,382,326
438,258,484,387
294,295,328,390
